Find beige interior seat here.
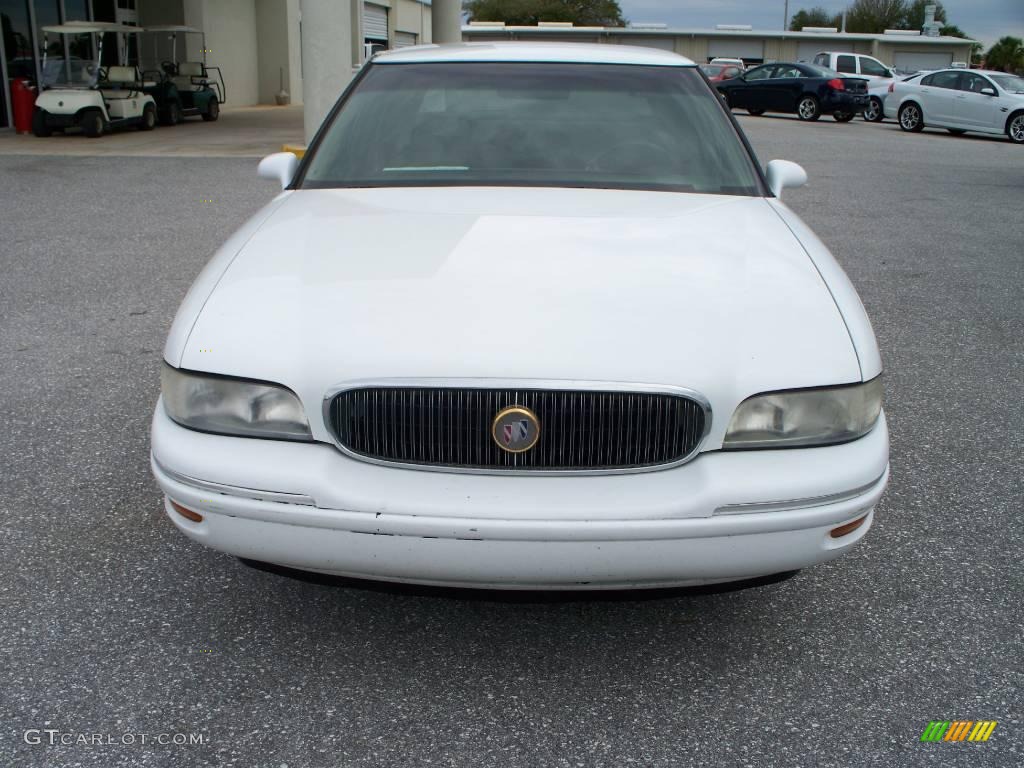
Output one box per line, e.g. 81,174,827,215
100,66,139,97
172,61,205,91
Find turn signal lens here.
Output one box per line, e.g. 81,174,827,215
830,515,867,539
170,500,203,523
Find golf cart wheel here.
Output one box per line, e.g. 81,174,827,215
31,109,53,137
833,111,855,122
747,108,765,116
162,101,182,126
202,97,219,122
863,97,884,122
139,104,156,131
1006,113,1024,144
898,102,924,132
81,110,105,138
797,96,821,121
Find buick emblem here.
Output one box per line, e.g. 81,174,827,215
491,405,540,453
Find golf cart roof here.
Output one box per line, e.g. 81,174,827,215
144,25,201,34
42,21,147,34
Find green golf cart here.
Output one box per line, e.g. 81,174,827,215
140,25,225,125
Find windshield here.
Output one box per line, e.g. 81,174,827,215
701,64,725,76
301,62,763,196
991,74,1024,93
42,56,98,87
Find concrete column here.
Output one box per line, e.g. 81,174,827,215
432,0,461,44
299,0,353,143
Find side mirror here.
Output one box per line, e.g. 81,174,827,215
765,159,808,198
258,151,299,190
980,87,996,96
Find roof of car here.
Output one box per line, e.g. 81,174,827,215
374,42,695,67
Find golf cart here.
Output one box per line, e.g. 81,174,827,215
32,21,157,138
141,25,224,124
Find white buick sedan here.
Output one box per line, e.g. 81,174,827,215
152,43,889,590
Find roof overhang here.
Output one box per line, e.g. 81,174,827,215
462,25,977,45
43,21,147,34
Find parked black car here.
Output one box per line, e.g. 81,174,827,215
716,62,869,122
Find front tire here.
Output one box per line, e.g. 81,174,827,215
1008,113,1024,144
747,108,765,116
863,97,884,122
138,104,156,131
81,109,105,138
31,108,52,137
201,96,219,122
833,111,855,122
797,96,821,121
898,102,924,132
161,101,182,126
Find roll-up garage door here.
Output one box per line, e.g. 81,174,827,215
892,50,953,71
707,38,765,63
395,31,417,48
796,40,853,62
364,3,388,42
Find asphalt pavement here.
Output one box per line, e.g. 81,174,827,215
1,114,1022,767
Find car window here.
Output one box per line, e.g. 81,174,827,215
959,73,992,93
836,55,857,74
860,58,888,77
813,54,828,66
773,66,803,79
723,67,741,79
743,66,773,81
924,71,961,89
302,62,764,196
990,73,1024,93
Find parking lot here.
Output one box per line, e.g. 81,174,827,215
1,113,1022,767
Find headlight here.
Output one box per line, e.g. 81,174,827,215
723,377,882,450
161,364,312,441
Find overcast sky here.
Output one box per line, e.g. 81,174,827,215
618,0,1024,49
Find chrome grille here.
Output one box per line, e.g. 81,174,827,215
328,386,708,472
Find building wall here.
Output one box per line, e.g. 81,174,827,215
286,0,303,102
394,0,431,45
674,37,708,64
184,0,260,106
256,0,301,104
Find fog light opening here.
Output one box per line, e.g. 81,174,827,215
170,500,204,523
830,514,868,539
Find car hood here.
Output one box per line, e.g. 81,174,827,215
172,187,861,445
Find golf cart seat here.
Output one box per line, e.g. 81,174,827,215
172,61,205,91
100,65,140,96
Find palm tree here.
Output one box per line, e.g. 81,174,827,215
985,36,1024,73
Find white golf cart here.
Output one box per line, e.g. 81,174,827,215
33,21,157,138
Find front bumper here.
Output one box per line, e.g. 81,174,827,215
150,401,889,589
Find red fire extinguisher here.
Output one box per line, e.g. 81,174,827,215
12,78,37,135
